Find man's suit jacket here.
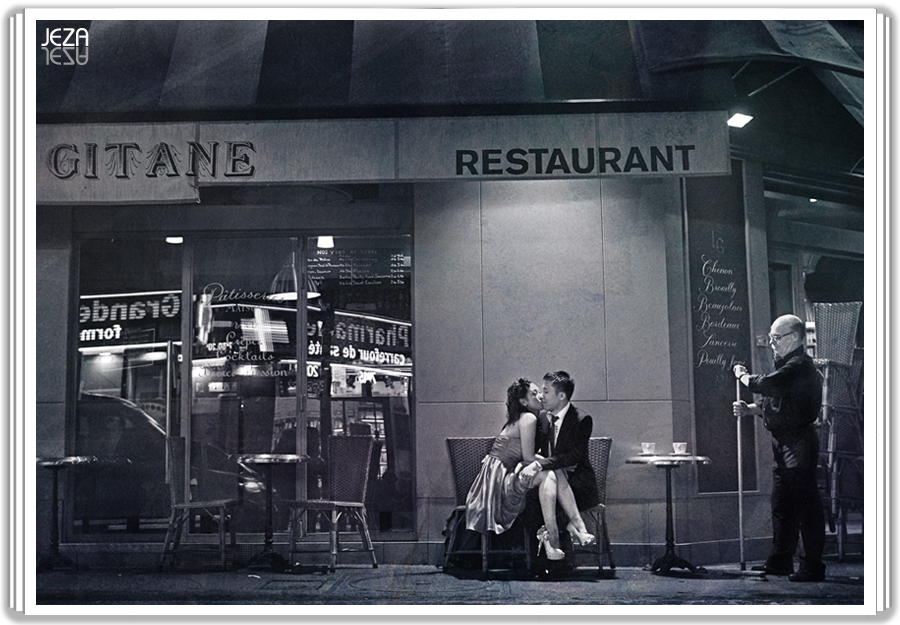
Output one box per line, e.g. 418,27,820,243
536,405,599,510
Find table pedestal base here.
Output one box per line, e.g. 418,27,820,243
244,549,289,573
38,460,93,574
651,463,707,576
649,549,706,575
37,552,78,573
236,455,306,574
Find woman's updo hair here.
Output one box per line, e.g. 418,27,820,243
505,377,532,426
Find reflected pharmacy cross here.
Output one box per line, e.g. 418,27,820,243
241,308,290,353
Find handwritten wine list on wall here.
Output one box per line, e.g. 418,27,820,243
686,164,755,493
695,241,745,380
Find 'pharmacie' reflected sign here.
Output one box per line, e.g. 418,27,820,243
307,309,412,368
37,112,729,203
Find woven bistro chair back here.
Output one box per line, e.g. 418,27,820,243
813,302,861,367
588,437,612,507
447,437,495,506
824,347,864,412
327,435,375,504
289,434,377,572
444,437,532,576
567,437,615,574
159,437,237,571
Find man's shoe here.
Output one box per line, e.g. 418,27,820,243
788,570,826,582
751,564,793,576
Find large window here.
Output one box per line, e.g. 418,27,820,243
304,235,413,531
189,237,299,532
73,233,413,538
74,238,181,533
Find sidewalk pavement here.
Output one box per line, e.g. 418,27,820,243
33,556,865,609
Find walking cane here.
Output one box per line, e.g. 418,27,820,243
736,377,746,571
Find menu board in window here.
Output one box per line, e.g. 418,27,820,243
308,245,411,288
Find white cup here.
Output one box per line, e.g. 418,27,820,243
673,442,687,455
641,442,656,455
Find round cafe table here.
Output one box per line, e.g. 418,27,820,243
236,453,306,572
626,453,711,575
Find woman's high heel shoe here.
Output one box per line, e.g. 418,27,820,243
536,526,565,561
566,523,596,546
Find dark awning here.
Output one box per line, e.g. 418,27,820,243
38,20,863,117
36,19,865,186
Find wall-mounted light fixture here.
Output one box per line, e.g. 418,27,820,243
727,112,754,128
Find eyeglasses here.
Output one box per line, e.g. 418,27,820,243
767,330,795,343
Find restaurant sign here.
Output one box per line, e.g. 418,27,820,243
37,112,729,204
398,112,730,179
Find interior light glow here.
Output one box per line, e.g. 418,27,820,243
192,357,227,367
809,198,818,203
80,290,181,300
727,113,753,128
317,236,334,249
79,341,178,354
266,292,296,302
165,237,183,244
330,362,414,378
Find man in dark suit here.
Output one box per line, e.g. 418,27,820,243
535,370,599,513
519,371,598,571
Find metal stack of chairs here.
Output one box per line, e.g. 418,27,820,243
812,302,863,559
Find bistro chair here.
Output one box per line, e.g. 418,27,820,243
444,437,532,577
566,437,616,574
288,435,378,572
159,437,237,571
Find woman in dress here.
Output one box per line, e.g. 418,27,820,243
464,378,594,561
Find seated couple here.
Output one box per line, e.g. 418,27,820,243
465,372,599,562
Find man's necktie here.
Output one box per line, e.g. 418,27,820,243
549,415,559,454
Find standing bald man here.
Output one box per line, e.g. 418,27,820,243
733,314,825,582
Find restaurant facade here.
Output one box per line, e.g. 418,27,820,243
33,18,867,569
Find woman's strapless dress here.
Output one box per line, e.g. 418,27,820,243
464,435,537,534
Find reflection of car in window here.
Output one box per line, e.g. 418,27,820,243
73,393,264,533
73,393,169,531
76,393,166,459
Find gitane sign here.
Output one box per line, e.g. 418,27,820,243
37,112,729,204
